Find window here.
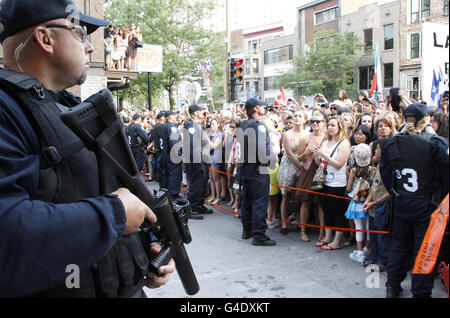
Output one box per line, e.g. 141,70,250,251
245,58,251,75
411,0,430,23
445,0,449,16
421,0,430,20
408,76,421,100
264,76,282,91
264,45,293,65
411,33,420,59
359,66,374,90
384,63,394,87
315,6,339,25
364,29,373,52
384,24,394,50
254,81,260,96
252,58,259,74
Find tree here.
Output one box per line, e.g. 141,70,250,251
280,30,363,101
105,0,226,110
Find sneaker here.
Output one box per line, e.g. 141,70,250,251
267,221,276,229
252,233,276,246
349,251,366,264
287,214,296,223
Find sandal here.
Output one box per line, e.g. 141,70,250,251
300,232,310,242
321,243,341,250
315,240,329,247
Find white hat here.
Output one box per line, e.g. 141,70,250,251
354,144,371,167
330,100,346,108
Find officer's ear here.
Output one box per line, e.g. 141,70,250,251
33,26,54,54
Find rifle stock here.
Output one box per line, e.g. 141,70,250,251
61,89,199,296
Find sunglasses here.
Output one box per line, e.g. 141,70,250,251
310,120,323,124
45,24,88,43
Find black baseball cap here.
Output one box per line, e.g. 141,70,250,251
245,98,266,111
165,110,176,118
404,103,434,122
0,0,109,43
156,112,165,120
189,104,203,114
132,113,143,121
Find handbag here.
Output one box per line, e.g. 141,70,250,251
310,140,343,191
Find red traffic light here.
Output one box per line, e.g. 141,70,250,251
235,59,243,67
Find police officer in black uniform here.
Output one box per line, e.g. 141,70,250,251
0,0,174,297
236,99,277,246
160,110,183,201
127,113,150,173
379,103,449,298
149,111,166,185
183,105,214,219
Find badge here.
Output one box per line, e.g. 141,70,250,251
188,127,195,134
258,125,266,133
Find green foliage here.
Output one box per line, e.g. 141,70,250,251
280,30,363,100
105,0,226,110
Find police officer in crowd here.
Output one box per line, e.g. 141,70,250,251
379,103,449,298
184,105,214,220
0,0,174,297
127,113,150,172
160,110,183,201
149,111,166,185
236,99,278,246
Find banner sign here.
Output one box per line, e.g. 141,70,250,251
421,23,449,106
135,44,163,73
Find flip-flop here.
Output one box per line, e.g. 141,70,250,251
315,240,328,247
321,243,341,250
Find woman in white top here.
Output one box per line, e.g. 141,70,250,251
313,116,351,250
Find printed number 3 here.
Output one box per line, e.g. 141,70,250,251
402,168,418,193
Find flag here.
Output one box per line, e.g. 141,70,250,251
203,58,213,72
431,68,441,107
193,62,202,74
274,87,286,107
369,44,383,101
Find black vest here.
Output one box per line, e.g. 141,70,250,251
238,118,270,166
385,133,435,198
0,69,148,298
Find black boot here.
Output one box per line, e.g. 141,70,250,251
386,286,403,298
252,233,276,246
241,229,253,240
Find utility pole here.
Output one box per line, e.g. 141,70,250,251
225,0,231,103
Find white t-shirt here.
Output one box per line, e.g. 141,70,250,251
322,140,347,187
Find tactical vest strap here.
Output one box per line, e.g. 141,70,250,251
39,140,85,169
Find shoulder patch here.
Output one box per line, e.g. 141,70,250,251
188,127,195,135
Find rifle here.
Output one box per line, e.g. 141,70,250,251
60,89,199,296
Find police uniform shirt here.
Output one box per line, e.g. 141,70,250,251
128,122,150,149
238,118,275,168
184,120,210,164
379,132,449,198
0,87,126,297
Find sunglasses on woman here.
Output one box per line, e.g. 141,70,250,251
310,120,323,124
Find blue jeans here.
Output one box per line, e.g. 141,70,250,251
368,200,392,266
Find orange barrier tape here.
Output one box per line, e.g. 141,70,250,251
413,194,449,275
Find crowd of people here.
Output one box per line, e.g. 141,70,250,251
104,23,143,71
122,87,448,270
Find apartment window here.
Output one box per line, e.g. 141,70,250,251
264,76,281,91
411,33,420,59
384,63,394,87
253,58,259,74
359,66,374,90
245,58,251,75
264,45,293,65
245,81,251,95
315,6,339,25
408,76,421,100
445,0,449,16
364,29,373,52
411,0,430,23
384,24,394,50
254,81,260,96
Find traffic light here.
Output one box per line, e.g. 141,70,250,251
230,58,244,84
229,58,244,101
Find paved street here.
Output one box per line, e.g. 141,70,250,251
143,182,447,299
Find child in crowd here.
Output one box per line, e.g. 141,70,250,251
345,143,375,264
